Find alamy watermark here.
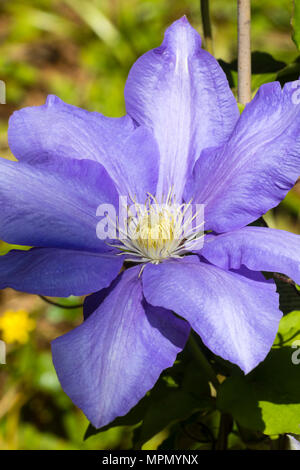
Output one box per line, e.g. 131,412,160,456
0,80,6,104
0,340,6,364
291,80,300,105
95,196,205,245
292,340,300,365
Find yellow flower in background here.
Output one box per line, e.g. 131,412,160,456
0,309,35,344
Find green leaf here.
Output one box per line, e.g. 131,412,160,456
217,310,300,435
132,389,200,449
292,0,300,51
219,52,286,91
85,350,213,446
132,361,213,449
84,394,149,440
274,278,300,315
281,189,300,217
134,356,215,448
273,310,300,347
157,425,180,450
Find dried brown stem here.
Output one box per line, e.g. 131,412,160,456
237,0,252,104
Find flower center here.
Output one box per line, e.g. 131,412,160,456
112,190,204,266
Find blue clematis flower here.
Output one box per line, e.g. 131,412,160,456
1,16,300,428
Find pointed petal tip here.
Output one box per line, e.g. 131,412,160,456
45,94,62,107
161,16,202,51
178,15,189,24
239,360,257,376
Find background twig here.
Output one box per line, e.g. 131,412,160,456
237,0,252,104
200,0,214,54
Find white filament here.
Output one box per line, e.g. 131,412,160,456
110,189,204,267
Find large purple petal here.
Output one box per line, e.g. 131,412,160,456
8,96,159,200
111,126,159,201
125,17,239,200
187,81,300,232
52,266,190,428
8,95,134,165
201,226,300,284
0,157,118,251
0,248,122,297
143,256,281,373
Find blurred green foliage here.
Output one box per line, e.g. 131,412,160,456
0,0,297,117
0,0,300,450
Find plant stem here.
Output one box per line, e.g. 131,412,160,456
200,0,214,55
39,296,83,309
216,413,233,450
237,0,252,104
188,334,219,390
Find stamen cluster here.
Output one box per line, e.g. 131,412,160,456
112,190,204,265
